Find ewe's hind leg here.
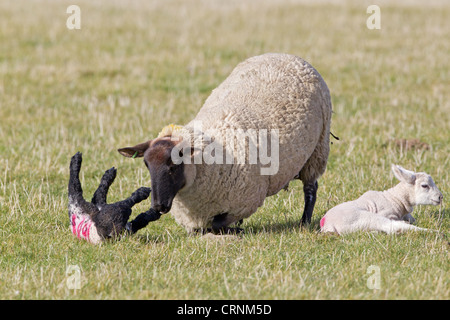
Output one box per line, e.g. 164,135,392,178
91,167,117,206
301,181,318,225
298,125,330,225
298,151,326,225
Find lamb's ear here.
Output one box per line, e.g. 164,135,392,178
118,140,152,158
392,164,416,184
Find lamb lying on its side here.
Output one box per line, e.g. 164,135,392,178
320,165,443,235
68,152,160,244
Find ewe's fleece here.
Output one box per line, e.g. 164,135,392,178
158,124,183,138
166,53,333,232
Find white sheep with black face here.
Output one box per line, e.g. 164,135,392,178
320,165,443,235
118,53,333,234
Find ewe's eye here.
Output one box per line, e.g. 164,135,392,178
421,184,429,189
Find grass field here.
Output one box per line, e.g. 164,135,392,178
0,0,449,300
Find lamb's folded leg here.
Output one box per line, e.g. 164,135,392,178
338,211,429,234
402,213,416,224
301,181,318,225
91,167,117,206
376,218,429,234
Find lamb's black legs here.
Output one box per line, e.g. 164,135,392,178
115,187,151,208
301,181,318,225
92,187,151,238
126,208,162,234
69,152,156,241
68,152,85,203
68,152,98,215
91,167,117,206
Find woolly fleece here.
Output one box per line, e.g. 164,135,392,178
165,53,332,232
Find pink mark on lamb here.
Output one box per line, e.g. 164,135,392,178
71,214,92,241
320,216,326,229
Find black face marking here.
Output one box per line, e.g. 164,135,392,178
144,139,186,214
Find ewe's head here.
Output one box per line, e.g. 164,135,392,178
392,165,443,206
118,136,196,214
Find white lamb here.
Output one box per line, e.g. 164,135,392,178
320,165,443,235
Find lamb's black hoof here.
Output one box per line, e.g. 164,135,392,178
102,167,117,180
132,187,151,202
70,152,82,171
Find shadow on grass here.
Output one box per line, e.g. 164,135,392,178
129,224,188,245
242,216,323,235
126,211,331,242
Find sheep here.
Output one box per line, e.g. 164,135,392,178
118,53,333,233
320,165,443,235
68,152,160,243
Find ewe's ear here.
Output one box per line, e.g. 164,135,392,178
392,164,416,184
118,140,152,158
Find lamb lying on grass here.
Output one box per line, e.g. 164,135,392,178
68,152,160,244
320,165,443,235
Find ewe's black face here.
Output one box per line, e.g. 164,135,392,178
144,139,186,214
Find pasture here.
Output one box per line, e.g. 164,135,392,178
0,0,448,299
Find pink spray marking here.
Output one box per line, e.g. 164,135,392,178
71,214,92,242
320,216,326,229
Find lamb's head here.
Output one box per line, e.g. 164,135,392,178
118,136,196,214
392,165,443,206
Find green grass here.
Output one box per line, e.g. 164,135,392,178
0,0,449,299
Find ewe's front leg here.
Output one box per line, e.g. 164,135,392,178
211,213,244,234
